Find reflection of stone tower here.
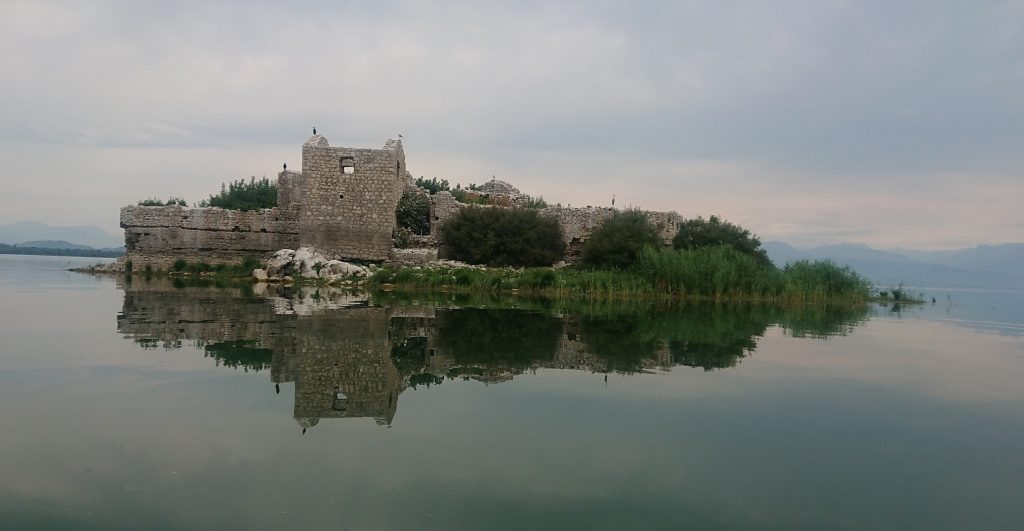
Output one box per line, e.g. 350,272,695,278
298,134,407,260
290,308,402,427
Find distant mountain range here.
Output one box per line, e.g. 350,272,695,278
764,241,1024,289
0,221,123,249
18,240,96,250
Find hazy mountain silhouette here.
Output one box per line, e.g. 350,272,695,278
764,241,1024,289
18,240,95,250
0,221,122,249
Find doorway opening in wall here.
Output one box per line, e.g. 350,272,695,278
340,156,355,175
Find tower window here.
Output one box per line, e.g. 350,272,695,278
340,156,355,175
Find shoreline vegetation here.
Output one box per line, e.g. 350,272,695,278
89,196,922,304
370,247,883,304
74,248,921,305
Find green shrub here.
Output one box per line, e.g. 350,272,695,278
396,190,431,234
241,256,261,271
198,177,277,211
415,177,451,194
439,207,565,267
172,259,187,271
393,227,414,249
581,210,660,269
138,197,187,207
451,187,488,205
524,195,548,209
672,215,770,266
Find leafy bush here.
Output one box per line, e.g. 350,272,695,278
415,177,451,194
396,190,431,234
439,207,565,267
451,187,488,205
198,177,277,211
393,227,414,249
581,210,661,269
672,215,770,266
138,197,187,207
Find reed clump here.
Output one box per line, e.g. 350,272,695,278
368,245,872,303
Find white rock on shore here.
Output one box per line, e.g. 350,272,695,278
259,247,368,282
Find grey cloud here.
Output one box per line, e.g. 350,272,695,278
0,0,1021,247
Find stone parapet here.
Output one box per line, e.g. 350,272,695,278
120,205,299,269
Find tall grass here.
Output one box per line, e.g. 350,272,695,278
369,245,872,303
780,259,871,303
636,245,780,298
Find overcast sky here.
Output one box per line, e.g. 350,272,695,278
1,0,1021,249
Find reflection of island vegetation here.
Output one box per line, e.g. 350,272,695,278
116,280,869,429
203,340,274,372
433,309,563,368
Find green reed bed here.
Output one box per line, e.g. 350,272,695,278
368,245,874,303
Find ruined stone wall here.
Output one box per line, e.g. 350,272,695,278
120,205,299,269
428,195,683,262
299,135,406,261
541,206,682,248
428,191,467,235
276,170,305,221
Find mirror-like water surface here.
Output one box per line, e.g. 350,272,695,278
1,255,1023,530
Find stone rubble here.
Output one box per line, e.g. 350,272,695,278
254,247,368,284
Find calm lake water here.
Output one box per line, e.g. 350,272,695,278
1,254,1023,530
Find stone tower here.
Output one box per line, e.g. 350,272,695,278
298,133,407,260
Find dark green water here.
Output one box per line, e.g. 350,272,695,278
1,255,1023,530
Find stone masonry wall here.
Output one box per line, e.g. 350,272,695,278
428,195,683,262
428,191,469,234
541,206,683,260
299,135,406,260
120,205,299,269
276,170,305,221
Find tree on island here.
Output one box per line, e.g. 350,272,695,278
672,215,771,266
198,177,277,211
581,210,660,269
395,191,431,235
440,207,565,267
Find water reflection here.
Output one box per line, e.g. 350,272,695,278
116,279,869,429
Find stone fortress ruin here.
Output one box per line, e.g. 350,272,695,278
120,132,682,268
